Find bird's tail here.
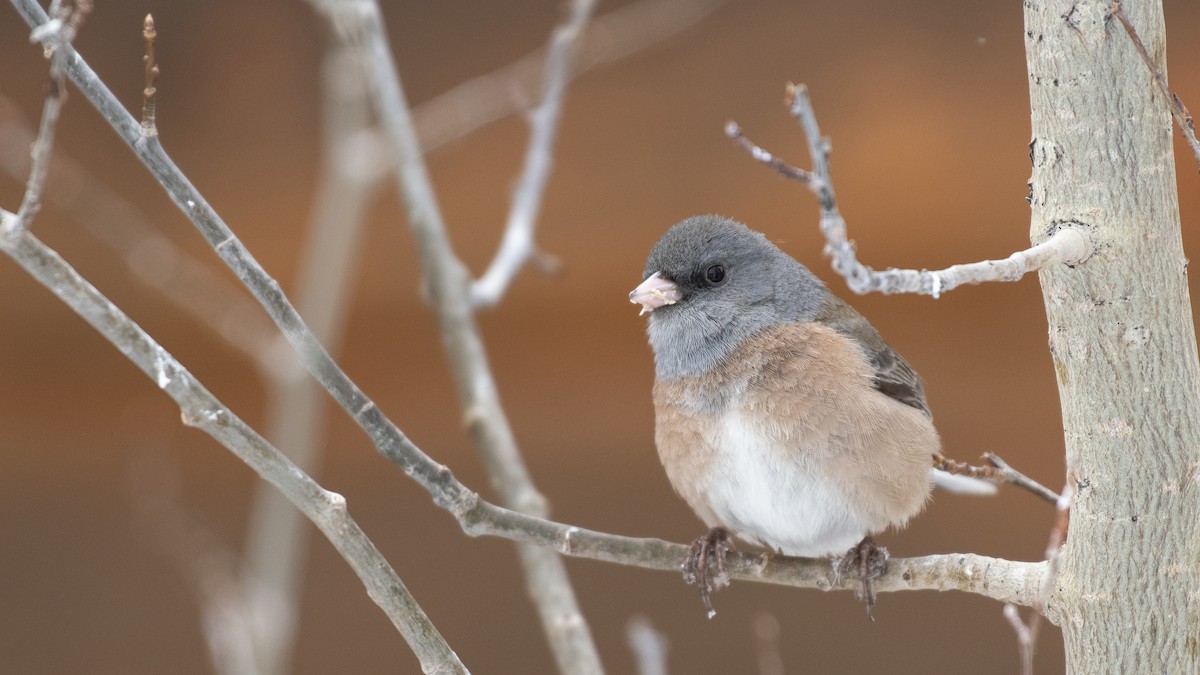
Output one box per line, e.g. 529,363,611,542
928,468,999,495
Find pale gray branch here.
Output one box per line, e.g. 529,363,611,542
727,84,1094,297
0,214,467,675
314,1,605,671
471,0,596,308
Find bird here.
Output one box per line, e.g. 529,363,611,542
629,215,993,617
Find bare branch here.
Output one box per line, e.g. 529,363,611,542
312,1,606,671
1110,0,1200,170
0,216,467,675
471,0,596,308
727,85,1094,296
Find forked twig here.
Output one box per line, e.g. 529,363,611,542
934,452,1060,504
727,84,1092,297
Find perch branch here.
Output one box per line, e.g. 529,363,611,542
0,206,1050,613
0,215,467,675
313,1,606,672
1110,0,1200,169
470,0,595,308
726,84,1093,296
8,0,1052,645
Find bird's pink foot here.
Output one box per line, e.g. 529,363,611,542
835,536,889,620
683,527,732,618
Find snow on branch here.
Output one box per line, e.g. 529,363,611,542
726,84,1093,297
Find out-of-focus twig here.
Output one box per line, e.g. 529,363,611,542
317,0,606,671
238,42,384,675
626,615,669,675
1003,603,1035,675
752,612,784,675
726,85,1093,297
6,0,91,239
471,0,596,308
126,447,259,675
413,0,728,154
0,95,279,367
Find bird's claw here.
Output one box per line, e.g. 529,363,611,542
684,527,732,618
834,536,889,620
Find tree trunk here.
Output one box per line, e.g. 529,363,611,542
1024,0,1200,671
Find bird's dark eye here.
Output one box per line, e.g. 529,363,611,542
705,264,726,285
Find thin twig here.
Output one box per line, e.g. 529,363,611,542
0,96,279,367
625,615,669,675
1002,452,1078,674
141,14,158,137
752,612,785,675
471,0,596,308
1111,0,1200,170
1003,603,1035,675
933,452,1060,504
413,0,729,154
126,448,259,675
313,2,606,672
0,215,468,675
6,0,90,239
726,85,1094,296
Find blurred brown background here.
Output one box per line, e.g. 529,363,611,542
3,1,1199,673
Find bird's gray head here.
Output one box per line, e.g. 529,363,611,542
630,215,829,379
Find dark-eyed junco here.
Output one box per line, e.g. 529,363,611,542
630,215,992,617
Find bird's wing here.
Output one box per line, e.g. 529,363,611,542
811,295,932,418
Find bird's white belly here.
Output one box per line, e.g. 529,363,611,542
703,411,870,557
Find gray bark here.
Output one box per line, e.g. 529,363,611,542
1024,1,1200,672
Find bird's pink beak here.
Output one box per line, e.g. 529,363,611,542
629,272,681,315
